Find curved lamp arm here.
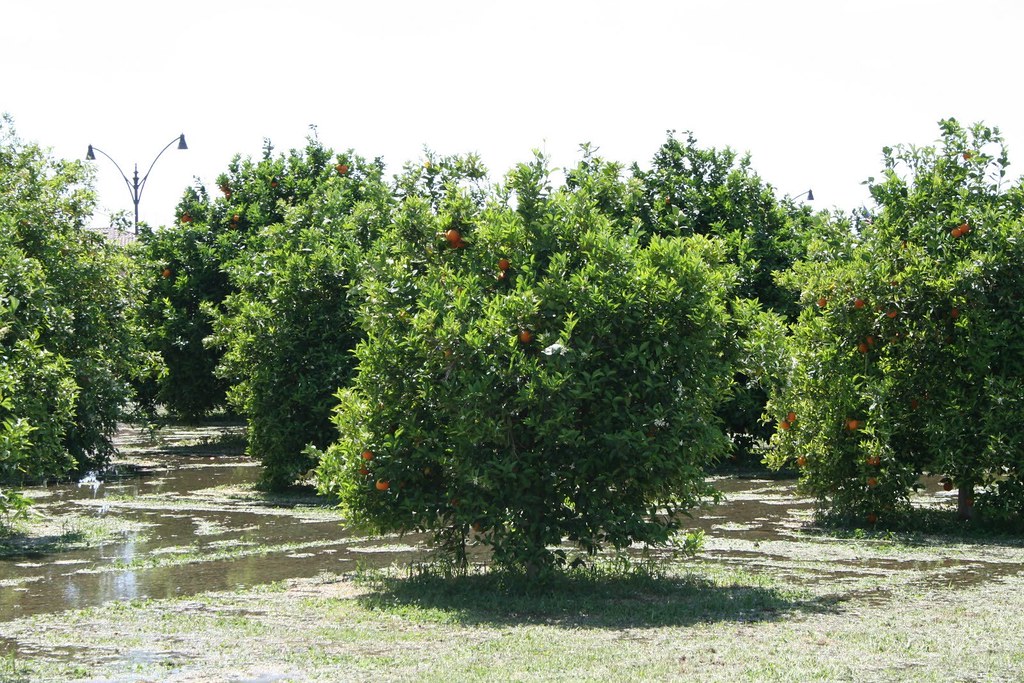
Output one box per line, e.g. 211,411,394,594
86,134,187,233
137,134,188,207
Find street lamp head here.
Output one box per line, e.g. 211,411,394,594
177,134,188,150
86,144,96,161
806,189,815,201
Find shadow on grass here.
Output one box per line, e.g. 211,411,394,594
802,507,1024,550
355,565,838,629
0,530,86,561
118,419,248,458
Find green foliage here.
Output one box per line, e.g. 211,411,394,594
632,132,816,461
1,115,150,517
769,119,1024,528
131,215,231,419
317,151,735,573
132,135,358,420
212,144,392,490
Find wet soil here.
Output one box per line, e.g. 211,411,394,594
1,423,1022,681
0,423,430,623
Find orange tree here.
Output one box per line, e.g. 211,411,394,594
1,116,151,517
767,120,1024,528
133,135,355,419
211,147,392,490
316,151,735,573
631,132,815,460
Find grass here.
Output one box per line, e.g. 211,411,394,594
2,421,1022,681
0,512,147,561
3,544,1023,682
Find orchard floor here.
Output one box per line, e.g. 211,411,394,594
1,424,1023,682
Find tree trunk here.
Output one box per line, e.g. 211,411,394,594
957,485,974,521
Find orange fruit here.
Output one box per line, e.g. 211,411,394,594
958,222,970,234
796,456,807,468
867,455,881,466
361,450,374,461
375,480,390,491
358,467,370,476
950,307,959,319
858,342,869,354
161,268,172,278
886,310,898,319
786,411,797,424
943,480,953,492
951,226,963,238
518,329,533,344
854,298,865,309
181,212,192,223
444,228,461,244
498,258,510,271
867,477,878,488
780,420,791,431
336,163,349,175
846,419,860,431
817,297,827,308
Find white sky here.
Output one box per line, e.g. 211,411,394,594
4,0,1023,227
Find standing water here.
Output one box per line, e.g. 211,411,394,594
0,423,430,622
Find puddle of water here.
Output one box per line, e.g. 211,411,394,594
1,425,433,623
3,423,1023,677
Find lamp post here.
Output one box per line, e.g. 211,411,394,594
791,189,815,202
86,133,187,234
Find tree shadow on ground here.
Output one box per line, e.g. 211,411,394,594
0,530,86,561
355,565,839,629
802,507,1024,550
